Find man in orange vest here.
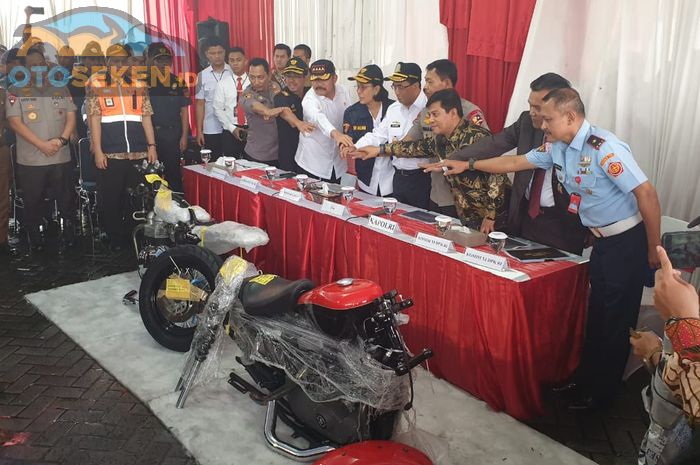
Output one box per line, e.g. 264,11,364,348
86,44,157,250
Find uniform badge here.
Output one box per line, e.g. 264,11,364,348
607,161,624,177
536,144,547,152
599,153,614,167
575,176,581,184
105,98,115,107
244,92,253,99
585,189,593,195
27,111,38,121
256,94,265,102
466,109,485,127
171,83,178,90
343,122,350,134
53,100,60,107
8,94,17,105
579,155,591,166
586,135,605,150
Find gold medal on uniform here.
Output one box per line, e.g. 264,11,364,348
27,111,38,121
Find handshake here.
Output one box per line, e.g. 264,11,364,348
338,143,381,161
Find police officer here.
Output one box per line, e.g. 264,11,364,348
5,48,77,251
343,64,394,196
430,88,662,410
86,44,158,250
273,57,310,172
237,58,282,165
147,43,190,193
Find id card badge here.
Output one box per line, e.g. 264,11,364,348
568,193,582,214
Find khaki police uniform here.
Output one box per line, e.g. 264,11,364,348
239,83,281,164
5,84,77,238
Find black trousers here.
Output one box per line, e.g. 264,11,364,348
298,166,339,184
96,158,142,239
222,130,247,158
574,222,648,406
154,126,183,193
17,162,76,230
519,203,588,255
203,133,223,162
393,169,430,210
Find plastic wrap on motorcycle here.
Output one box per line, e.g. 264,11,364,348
229,299,411,412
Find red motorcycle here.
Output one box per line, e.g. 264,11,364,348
175,255,433,462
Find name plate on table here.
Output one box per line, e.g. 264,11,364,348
239,176,260,193
463,247,508,272
279,188,303,203
368,215,400,235
321,199,347,217
415,232,454,253
209,166,229,180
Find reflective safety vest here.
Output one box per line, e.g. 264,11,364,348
89,72,148,154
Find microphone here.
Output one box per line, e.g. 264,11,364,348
688,215,700,229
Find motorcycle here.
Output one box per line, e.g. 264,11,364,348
175,253,433,462
132,162,267,352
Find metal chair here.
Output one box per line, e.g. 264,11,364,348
8,144,23,237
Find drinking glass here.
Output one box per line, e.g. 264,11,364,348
488,231,508,254
435,216,452,236
383,197,398,216
341,186,355,204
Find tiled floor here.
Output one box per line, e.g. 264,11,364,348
1,233,197,465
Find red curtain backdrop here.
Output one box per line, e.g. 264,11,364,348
440,0,536,132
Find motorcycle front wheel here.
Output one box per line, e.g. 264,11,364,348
139,244,223,352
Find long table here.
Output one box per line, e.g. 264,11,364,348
183,164,589,419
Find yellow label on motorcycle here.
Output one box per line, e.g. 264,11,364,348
165,277,192,300
250,274,277,285
219,256,248,284
145,174,165,185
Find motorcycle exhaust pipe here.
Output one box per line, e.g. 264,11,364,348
263,400,335,462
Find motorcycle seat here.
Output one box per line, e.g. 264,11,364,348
239,275,315,317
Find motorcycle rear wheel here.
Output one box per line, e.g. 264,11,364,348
139,244,223,352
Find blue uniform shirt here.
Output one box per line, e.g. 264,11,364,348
525,120,647,228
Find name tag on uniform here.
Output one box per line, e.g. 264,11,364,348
105,98,114,107
568,193,582,214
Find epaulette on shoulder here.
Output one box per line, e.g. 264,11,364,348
587,135,605,150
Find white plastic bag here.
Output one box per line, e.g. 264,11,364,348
192,221,269,254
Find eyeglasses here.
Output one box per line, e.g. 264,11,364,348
391,82,417,91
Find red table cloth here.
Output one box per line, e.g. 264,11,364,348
183,166,589,419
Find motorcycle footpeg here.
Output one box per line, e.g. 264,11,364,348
228,372,259,395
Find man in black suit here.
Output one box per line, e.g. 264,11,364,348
447,73,589,254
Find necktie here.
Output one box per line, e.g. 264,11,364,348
236,77,246,125
528,168,546,219
528,135,548,219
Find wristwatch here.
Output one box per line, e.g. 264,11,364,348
379,143,386,155
57,136,69,146
468,157,477,171
147,143,157,149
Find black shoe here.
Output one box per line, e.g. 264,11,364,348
551,381,578,393
567,394,612,412
0,242,18,257
27,229,44,252
63,221,78,248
